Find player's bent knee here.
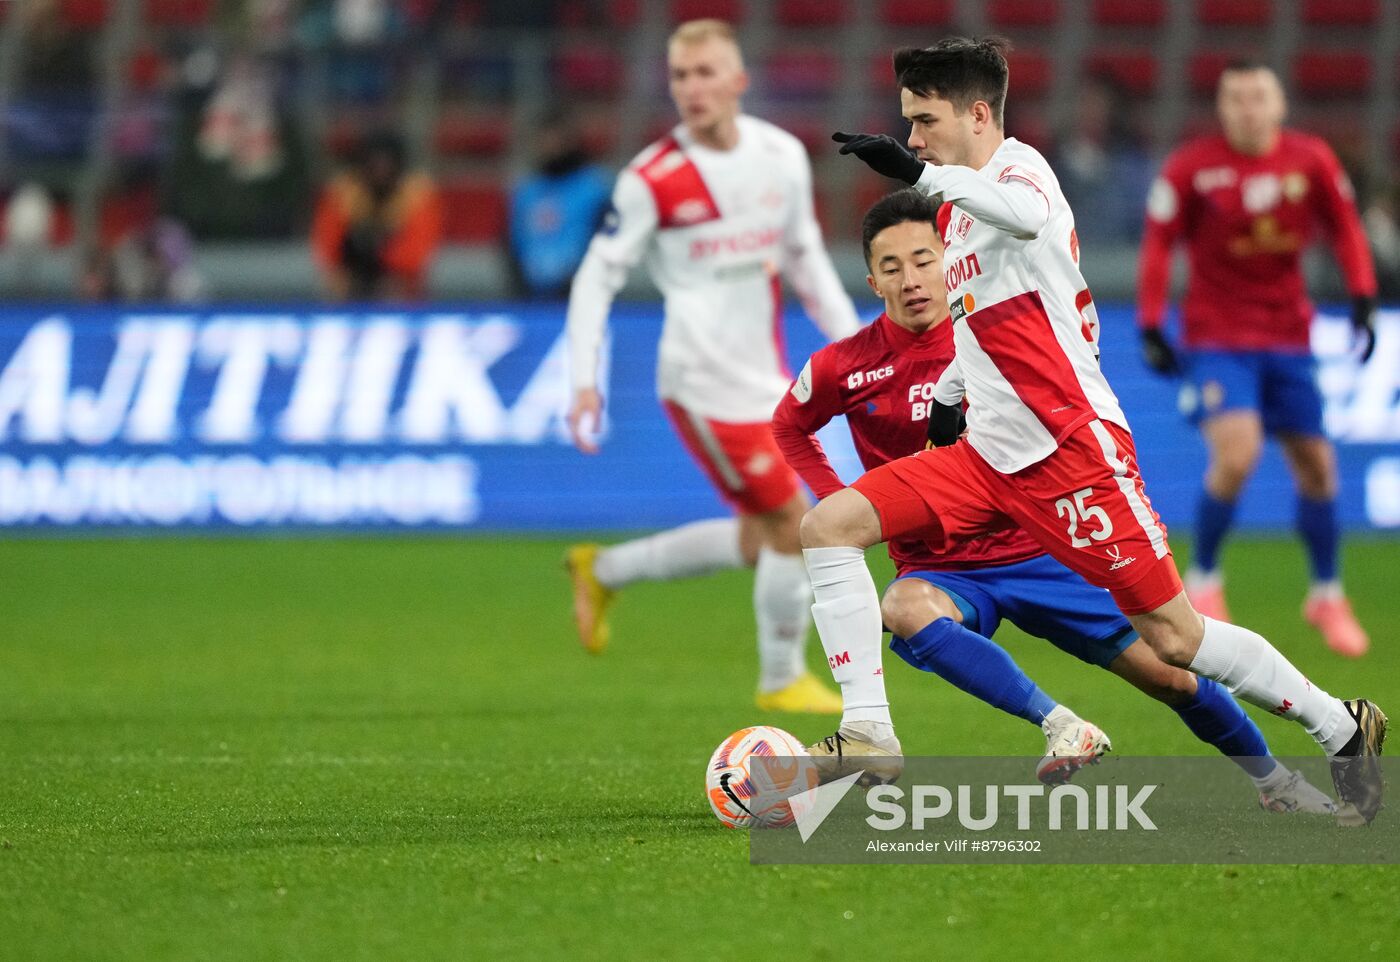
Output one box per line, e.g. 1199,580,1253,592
1140,624,1202,668
879,579,960,637
1129,598,1206,669
799,489,881,549
798,505,831,549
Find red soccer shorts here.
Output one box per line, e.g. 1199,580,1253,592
663,400,801,516
852,418,1183,615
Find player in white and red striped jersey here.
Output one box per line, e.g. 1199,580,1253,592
802,38,1385,824
770,189,1335,809
562,19,861,713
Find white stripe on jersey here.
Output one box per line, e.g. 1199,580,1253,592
686,408,746,491
1088,419,1169,559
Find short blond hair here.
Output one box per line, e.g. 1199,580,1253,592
669,19,744,66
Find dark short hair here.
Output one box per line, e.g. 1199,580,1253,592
1219,58,1278,87
1222,57,1274,76
893,37,1011,128
861,188,939,266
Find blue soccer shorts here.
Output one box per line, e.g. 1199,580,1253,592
888,553,1140,670
1180,349,1324,437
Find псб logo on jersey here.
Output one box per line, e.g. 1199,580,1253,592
847,365,894,389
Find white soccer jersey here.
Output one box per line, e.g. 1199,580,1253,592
917,138,1128,473
567,115,860,423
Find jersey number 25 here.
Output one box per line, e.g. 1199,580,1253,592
1055,487,1113,548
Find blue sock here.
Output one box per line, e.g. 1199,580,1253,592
1295,495,1339,583
1173,677,1274,779
1194,491,1237,573
890,617,1058,725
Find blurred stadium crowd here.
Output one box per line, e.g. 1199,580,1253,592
0,0,1397,301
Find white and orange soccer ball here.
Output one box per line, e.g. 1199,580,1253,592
705,726,819,829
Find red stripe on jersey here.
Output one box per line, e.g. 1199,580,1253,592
635,137,722,229
997,172,1047,199
768,272,790,378
936,202,954,240
967,290,1097,444
1074,287,1095,342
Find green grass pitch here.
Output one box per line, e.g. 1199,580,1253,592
1,535,1397,960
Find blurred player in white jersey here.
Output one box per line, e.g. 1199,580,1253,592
810,38,1385,825
563,20,861,713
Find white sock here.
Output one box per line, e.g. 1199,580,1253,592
1185,567,1222,589
1307,579,1343,601
804,546,892,730
1189,617,1357,754
1041,704,1078,731
593,518,743,589
1250,761,1290,793
754,547,812,693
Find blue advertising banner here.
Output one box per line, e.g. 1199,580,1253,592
0,304,1395,531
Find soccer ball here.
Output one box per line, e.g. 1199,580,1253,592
705,726,819,829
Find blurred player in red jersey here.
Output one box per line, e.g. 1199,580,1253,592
1136,62,1378,656
770,188,1334,810
811,38,1384,825
562,21,861,713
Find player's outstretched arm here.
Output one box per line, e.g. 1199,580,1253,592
832,131,925,185
831,130,1049,238
915,164,1049,239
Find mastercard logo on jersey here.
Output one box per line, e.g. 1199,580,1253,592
950,292,976,322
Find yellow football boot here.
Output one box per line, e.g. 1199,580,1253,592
564,544,615,655
755,672,843,714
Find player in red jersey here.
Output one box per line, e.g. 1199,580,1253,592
804,38,1385,825
770,188,1334,809
1136,61,1378,656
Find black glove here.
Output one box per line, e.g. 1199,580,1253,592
1351,294,1377,363
1139,328,1181,376
925,400,965,448
832,131,925,185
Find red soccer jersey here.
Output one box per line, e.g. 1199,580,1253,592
771,312,1043,574
1137,130,1376,351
